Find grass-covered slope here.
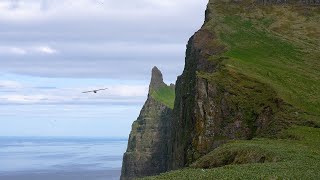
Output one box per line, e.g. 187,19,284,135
206,0,320,123
143,126,320,179
151,86,175,109
142,0,320,179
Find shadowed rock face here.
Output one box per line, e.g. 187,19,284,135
120,67,173,180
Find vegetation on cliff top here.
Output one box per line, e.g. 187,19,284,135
207,0,320,123
151,86,175,109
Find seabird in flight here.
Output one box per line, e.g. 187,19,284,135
82,88,108,94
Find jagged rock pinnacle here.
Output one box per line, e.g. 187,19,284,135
121,66,173,180
149,66,166,93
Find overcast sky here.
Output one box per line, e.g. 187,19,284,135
0,0,208,137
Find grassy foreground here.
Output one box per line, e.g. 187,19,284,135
143,126,320,179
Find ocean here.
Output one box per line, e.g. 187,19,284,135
0,137,128,180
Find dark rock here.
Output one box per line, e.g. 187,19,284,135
149,66,166,94
120,68,172,180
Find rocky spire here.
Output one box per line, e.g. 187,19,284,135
120,66,173,180
149,66,166,93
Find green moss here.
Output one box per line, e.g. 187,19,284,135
151,86,175,109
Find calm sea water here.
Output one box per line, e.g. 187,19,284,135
0,137,127,180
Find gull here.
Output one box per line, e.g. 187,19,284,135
82,88,108,94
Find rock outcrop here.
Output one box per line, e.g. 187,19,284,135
149,67,167,93
120,67,173,180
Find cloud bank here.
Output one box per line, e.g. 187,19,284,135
0,0,208,136
0,0,208,80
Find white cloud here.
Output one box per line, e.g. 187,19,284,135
0,80,24,88
0,46,27,55
0,94,52,103
10,47,27,55
0,45,58,55
0,84,148,105
34,46,58,54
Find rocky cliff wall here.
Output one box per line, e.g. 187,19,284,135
120,67,173,180
168,0,302,169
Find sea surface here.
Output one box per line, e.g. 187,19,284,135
0,137,127,180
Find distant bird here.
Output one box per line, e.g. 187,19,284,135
82,88,108,94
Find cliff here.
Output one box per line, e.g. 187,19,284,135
122,0,320,179
168,0,320,170
120,67,174,180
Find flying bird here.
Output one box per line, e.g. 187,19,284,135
82,88,108,94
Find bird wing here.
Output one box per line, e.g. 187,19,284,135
82,90,94,93
82,88,108,93
95,88,108,91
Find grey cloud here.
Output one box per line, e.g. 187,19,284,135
0,15,202,43
1,42,186,80
0,0,207,80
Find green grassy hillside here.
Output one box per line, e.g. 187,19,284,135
143,126,320,179
204,0,320,124
142,0,320,179
151,86,175,109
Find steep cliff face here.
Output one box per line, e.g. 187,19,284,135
121,0,320,178
169,0,320,169
120,67,174,180
169,29,288,168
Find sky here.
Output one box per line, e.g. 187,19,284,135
0,0,208,137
